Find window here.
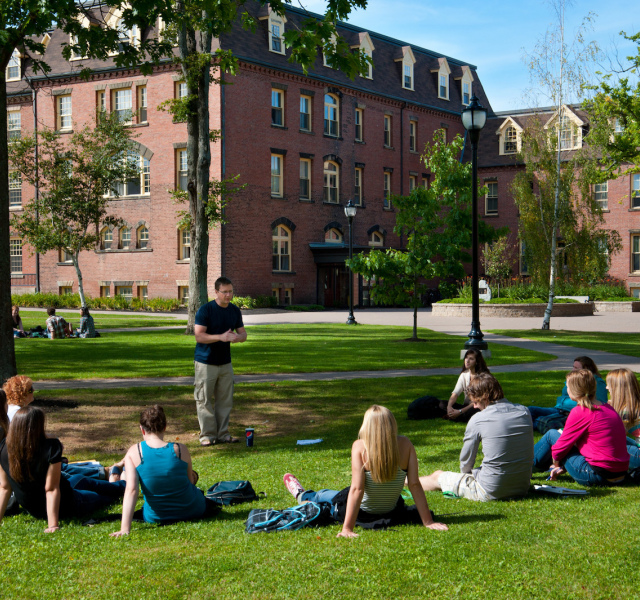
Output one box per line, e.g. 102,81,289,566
632,236,640,273
324,94,339,137
120,226,131,249
383,172,391,208
6,49,20,81
176,149,188,191
100,227,113,250
463,81,470,105
57,95,72,131
594,182,608,210
358,33,374,79
9,172,21,208
404,65,412,90
409,120,416,152
176,82,187,99
269,15,285,54
632,174,640,209
325,228,342,243
559,115,575,150
504,126,518,154
137,86,147,123
409,175,416,191
271,154,283,197
520,242,529,276
615,119,624,134
8,111,21,141
96,90,106,114
272,225,291,271
271,89,284,127
59,286,73,295
283,288,292,305
117,19,140,48
300,95,311,131
137,226,149,249
460,67,474,106
112,153,150,196
59,248,73,263
354,167,363,205
485,182,498,215
100,285,111,298
398,46,415,90
299,159,311,200
10,238,22,273
323,161,339,204
384,115,391,147
116,286,133,300
138,285,148,300
439,74,448,100
178,286,189,304
179,228,191,260
323,33,337,67
112,88,132,124
369,231,383,246
355,108,363,142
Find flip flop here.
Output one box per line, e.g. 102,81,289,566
219,436,240,444
200,440,214,447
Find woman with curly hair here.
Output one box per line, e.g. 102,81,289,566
3,375,34,422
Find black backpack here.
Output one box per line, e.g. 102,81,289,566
407,396,445,420
245,502,331,533
205,480,264,506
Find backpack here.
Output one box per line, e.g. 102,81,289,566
205,480,264,506
407,396,445,420
245,502,330,533
535,413,568,434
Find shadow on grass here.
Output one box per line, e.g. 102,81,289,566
436,512,505,525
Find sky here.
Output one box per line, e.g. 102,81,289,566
298,0,638,113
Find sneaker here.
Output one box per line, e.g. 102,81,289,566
283,473,304,500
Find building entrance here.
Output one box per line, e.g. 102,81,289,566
318,264,349,307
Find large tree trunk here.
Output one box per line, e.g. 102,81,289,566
72,254,87,308
0,75,18,384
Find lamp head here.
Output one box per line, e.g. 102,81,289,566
461,95,487,132
344,200,357,218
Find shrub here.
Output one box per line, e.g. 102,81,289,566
233,295,278,309
285,304,325,311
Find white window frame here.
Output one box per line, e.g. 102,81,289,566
300,95,311,131
179,227,191,260
383,172,391,208
354,167,363,206
6,49,20,81
112,88,133,124
299,158,311,200
272,225,291,272
323,33,337,68
268,12,286,55
176,149,188,191
355,107,363,142
111,153,150,197
137,226,149,249
9,171,22,208
120,226,131,249
355,33,374,80
504,126,518,154
57,95,72,131
369,231,384,247
409,175,416,191
10,238,22,273
384,115,391,147
594,182,608,210
409,120,417,152
176,82,188,99
116,285,133,299
485,181,498,215
323,161,339,204
398,47,416,91
137,86,147,123
8,110,21,141
325,228,343,243
324,94,339,137
100,227,113,250
271,89,284,127
271,154,284,198
632,174,640,210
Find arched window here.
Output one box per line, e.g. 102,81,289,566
112,153,150,196
324,161,339,204
325,228,343,243
6,49,20,81
272,225,291,272
100,227,113,250
369,231,384,246
117,19,140,47
504,126,517,154
179,227,191,260
324,94,339,137
120,226,131,249
137,226,149,249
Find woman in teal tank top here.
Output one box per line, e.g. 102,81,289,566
111,405,207,536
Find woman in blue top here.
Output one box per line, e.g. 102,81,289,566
528,356,607,432
111,405,207,536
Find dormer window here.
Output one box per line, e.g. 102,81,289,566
266,8,286,55
544,106,584,151
6,49,20,81
395,46,416,91
498,118,522,155
106,7,141,54
457,66,474,106
352,32,374,80
432,58,451,101
323,33,337,68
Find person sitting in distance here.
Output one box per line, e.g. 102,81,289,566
442,349,491,422
420,373,534,501
45,307,73,339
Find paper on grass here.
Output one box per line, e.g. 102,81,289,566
533,484,589,496
297,439,323,445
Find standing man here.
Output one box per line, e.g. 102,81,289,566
193,277,247,446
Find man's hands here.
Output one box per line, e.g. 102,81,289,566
219,329,241,343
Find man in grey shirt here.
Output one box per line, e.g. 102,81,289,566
420,373,534,501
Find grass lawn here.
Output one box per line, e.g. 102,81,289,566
491,329,640,358
16,324,554,381
3,372,638,600
19,310,187,330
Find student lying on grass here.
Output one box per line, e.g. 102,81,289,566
111,405,217,537
533,369,629,486
283,405,448,537
420,373,534,501
0,406,126,533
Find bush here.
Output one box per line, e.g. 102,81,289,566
285,304,325,311
11,292,182,312
233,295,278,309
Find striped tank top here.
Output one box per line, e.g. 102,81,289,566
360,467,406,514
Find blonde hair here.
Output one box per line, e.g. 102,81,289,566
2,375,33,407
358,405,399,484
607,368,640,429
566,369,597,410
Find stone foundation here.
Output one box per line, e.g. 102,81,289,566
432,302,594,318
593,301,640,312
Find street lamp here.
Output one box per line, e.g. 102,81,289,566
461,95,489,356
344,199,357,325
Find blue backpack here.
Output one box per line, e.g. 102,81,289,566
206,480,264,506
245,502,330,533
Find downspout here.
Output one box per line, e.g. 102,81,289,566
26,77,40,292
220,72,226,277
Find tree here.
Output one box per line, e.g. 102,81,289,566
9,114,141,307
348,134,501,341
512,117,621,287
521,0,601,329
585,31,640,175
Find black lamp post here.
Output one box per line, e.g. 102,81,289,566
345,199,357,325
461,95,488,354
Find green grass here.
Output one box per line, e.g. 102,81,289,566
16,324,554,381
491,329,640,358
4,372,638,600
19,310,187,330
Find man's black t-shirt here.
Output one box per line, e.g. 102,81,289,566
194,301,244,365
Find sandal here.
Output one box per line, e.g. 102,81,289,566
219,436,240,444
200,440,214,447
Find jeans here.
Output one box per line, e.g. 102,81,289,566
62,462,106,480
299,489,339,517
66,475,126,516
627,439,640,471
528,407,564,432
533,430,622,486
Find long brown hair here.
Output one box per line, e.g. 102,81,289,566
461,349,490,375
607,368,640,428
574,356,600,377
0,389,8,441
358,405,399,483
6,406,47,483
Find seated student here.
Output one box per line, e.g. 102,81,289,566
3,375,34,422
527,356,607,432
533,369,629,486
12,306,25,338
45,307,73,339
282,405,448,537
111,405,210,537
75,307,96,338
420,373,534,501
0,406,126,532
606,368,640,471
442,349,491,422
